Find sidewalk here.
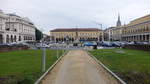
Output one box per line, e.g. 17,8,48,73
40,50,119,84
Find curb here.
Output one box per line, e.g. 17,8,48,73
86,51,126,84
34,50,69,84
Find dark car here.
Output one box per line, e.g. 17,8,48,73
112,42,121,47
101,42,113,47
0,43,10,47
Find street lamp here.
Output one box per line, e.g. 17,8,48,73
42,47,46,72
57,46,59,59
99,23,104,42
92,21,104,42
65,36,69,46
40,28,46,73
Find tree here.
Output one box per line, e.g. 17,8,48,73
35,28,43,41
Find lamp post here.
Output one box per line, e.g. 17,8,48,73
100,24,104,42
65,36,69,48
96,23,104,42
42,47,46,72
92,21,104,42
92,21,104,56
108,29,111,42
57,45,59,59
97,28,100,42
40,28,46,73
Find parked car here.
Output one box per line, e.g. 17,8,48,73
84,41,97,46
101,41,113,47
111,42,121,47
128,41,135,45
0,43,10,47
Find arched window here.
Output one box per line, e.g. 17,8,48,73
6,35,9,43
14,35,16,42
0,34,3,44
24,36,26,40
19,36,21,41
11,35,13,42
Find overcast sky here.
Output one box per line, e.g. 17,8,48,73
0,0,150,34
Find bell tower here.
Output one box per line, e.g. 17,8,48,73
116,13,121,27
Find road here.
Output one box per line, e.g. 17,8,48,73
40,50,120,84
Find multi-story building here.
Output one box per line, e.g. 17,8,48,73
104,14,150,42
103,28,109,41
0,10,7,43
104,27,123,41
0,10,36,44
50,28,102,42
122,15,150,42
104,14,123,41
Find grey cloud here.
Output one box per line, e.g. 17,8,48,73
0,0,150,34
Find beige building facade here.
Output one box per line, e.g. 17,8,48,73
122,15,150,42
104,14,150,42
104,27,123,41
50,28,102,42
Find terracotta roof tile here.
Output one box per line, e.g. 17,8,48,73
50,28,101,32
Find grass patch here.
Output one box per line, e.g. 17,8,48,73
0,49,65,84
89,48,150,84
